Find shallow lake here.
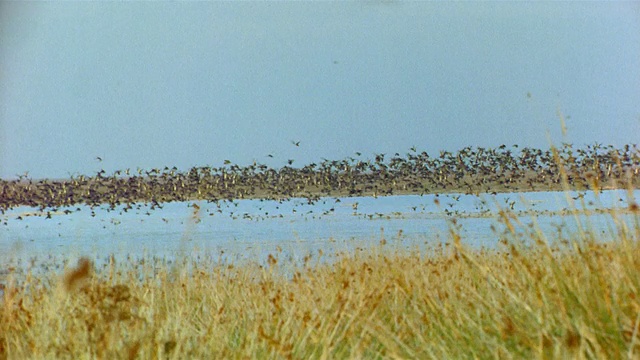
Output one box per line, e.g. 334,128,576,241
1,189,638,272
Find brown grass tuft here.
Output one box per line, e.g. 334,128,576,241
63,257,93,292
564,329,580,350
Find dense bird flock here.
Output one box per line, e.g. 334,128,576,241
1,143,639,215
2,144,640,358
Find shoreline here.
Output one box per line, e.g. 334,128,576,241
2,175,638,211
2,144,638,210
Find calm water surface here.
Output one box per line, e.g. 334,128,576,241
1,190,638,271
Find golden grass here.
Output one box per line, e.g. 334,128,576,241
1,199,639,359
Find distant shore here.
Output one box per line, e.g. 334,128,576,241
2,144,638,211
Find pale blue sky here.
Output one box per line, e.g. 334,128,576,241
1,2,639,179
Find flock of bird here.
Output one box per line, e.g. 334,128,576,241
1,143,638,218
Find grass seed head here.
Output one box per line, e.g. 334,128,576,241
63,257,93,292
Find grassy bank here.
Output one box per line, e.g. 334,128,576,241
1,200,639,359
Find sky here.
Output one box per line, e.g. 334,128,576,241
1,2,639,180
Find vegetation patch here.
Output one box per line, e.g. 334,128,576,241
1,202,639,359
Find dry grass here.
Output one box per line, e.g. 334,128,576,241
1,198,639,359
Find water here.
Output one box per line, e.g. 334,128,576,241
1,189,638,272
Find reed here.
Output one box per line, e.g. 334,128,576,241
1,193,638,359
